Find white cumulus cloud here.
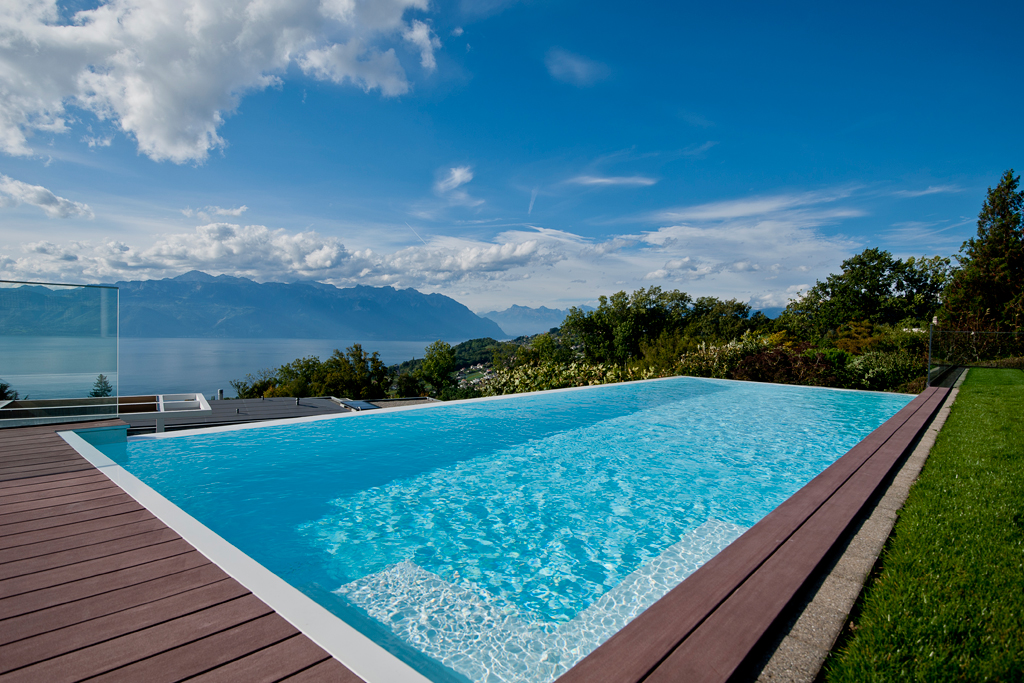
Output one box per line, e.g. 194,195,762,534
0,174,93,218
402,20,441,71
0,0,438,163
0,185,869,311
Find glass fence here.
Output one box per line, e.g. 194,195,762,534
928,327,1024,386
0,280,119,427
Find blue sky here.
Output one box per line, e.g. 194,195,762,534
0,0,1020,312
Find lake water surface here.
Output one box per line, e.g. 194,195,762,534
0,337,435,399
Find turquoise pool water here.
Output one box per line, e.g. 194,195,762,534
100,377,912,682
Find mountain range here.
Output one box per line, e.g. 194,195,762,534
2,272,507,341
481,304,595,338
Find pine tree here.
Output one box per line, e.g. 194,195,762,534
943,170,1024,331
90,374,113,398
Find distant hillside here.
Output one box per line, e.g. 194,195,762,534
482,304,594,338
1,272,507,341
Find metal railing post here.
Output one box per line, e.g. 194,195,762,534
927,319,934,387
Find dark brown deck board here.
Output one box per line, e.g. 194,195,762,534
0,421,364,683
282,658,367,682
0,551,210,621
0,483,124,515
0,594,272,682
0,579,249,673
0,500,145,538
0,538,193,596
188,635,332,683
0,492,139,527
0,564,230,646
0,509,156,551
0,518,170,566
0,470,109,491
92,612,298,683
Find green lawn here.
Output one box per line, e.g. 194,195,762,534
826,368,1024,682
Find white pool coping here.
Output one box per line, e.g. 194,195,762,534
126,373,910,443
59,428,432,683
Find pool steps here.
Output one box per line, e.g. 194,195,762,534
338,519,746,682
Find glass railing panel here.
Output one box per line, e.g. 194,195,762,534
0,280,118,426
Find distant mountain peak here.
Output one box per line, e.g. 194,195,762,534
172,270,254,284
481,303,595,338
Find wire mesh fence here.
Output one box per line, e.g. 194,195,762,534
928,327,1024,385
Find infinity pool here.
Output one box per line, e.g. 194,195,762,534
100,376,912,682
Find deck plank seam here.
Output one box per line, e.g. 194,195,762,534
0,510,160,551
0,575,235,645
0,501,146,534
0,532,187,580
0,552,216,622
0,543,199,600
0,519,176,566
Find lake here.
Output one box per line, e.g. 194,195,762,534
0,337,437,399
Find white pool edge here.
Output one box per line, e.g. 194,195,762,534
127,374,912,443
59,428,432,683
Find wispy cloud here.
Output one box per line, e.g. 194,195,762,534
650,188,858,222
569,175,657,187
435,166,474,193
680,111,714,128
891,185,961,198
434,166,484,207
545,48,610,87
682,141,718,156
0,175,93,219
181,205,249,221
878,218,973,247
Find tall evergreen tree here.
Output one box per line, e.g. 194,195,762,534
943,170,1024,330
89,374,113,398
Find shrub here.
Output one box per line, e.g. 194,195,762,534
847,349,926,391
482,360,656,395
732,344,840,387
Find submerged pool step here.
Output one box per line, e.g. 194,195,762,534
337,518,747,683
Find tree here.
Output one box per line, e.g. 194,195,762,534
418,340,457,396
230,368,278,399
0,380,19,401
265,356,322,397
315,344,390,399
89,374,113,398
943,169,1024,331
779,248,951,338
561,287,693,364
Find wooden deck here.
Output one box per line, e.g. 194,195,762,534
0,421,362,682
558,385,951,683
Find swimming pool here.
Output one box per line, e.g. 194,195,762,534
97,376,912,682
